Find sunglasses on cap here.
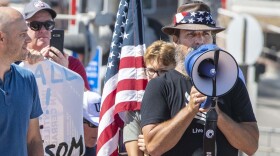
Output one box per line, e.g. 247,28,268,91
83,118,98,128
27,21,55,31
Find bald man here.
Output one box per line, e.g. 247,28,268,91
0,7,44,156
0,0,9,7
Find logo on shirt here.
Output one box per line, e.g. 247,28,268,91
192,128,203,134
206,129,214,138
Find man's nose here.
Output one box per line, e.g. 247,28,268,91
194,35,205,45
26,34,32,43
39,25,48,32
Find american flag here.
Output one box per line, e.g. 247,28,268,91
97,0,147,155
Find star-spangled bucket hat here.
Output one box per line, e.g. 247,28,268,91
83,91,101,127
23,0,56,20
162,1,225,35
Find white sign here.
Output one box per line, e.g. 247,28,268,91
22,60,85,156
226,14,262,112
226,14,263,64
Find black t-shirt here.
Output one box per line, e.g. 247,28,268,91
141,70,256,156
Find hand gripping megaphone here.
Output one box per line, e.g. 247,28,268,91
184,44,240,108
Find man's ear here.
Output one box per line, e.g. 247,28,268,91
173,35,179,44
212,33,216,44
0,32,5,42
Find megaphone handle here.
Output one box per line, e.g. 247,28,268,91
211,97,217,107
203,98,218,155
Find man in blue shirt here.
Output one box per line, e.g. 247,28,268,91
0,7,43,156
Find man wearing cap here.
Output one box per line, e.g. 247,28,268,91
83,91,101,156
23,0,90,90
0,7,43,156
141,1,259,156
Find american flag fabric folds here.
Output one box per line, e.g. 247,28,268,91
97,0,147,155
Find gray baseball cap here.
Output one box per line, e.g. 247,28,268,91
23,0,56,20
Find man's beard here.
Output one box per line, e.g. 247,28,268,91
175,46,188,75
174,45,201,75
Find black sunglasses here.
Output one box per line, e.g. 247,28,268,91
83,118,98,128
27,21,55,31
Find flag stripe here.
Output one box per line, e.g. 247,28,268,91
97,122,119,155
97,122,119,149
118,68,146,81
119,57,145,69
116,79,147,91
99,90,117,123
101,74,118,103
99,79,146,121
115,101,141,113
115,90,145,103
101,68,146,104
120,45,145,58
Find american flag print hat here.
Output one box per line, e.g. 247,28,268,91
162,1,225,35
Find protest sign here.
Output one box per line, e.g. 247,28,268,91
22,60,85,156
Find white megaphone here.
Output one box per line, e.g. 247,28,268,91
184,44,242,108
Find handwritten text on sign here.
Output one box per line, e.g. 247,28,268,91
22,60,85,156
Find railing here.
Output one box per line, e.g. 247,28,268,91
262,47,280,63
257,126,280,156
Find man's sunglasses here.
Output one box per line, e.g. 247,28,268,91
83,118,98,128
27,21,55,31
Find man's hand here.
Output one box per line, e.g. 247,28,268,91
189,86,207,113
138,134,148,154
44,46,69,68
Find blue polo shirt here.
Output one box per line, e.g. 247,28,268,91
0,64,43,156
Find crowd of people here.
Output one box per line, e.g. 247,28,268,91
0,0,259,156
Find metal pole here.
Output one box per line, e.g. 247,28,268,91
242,17,247,63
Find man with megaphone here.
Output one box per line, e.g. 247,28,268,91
140,1,259,156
